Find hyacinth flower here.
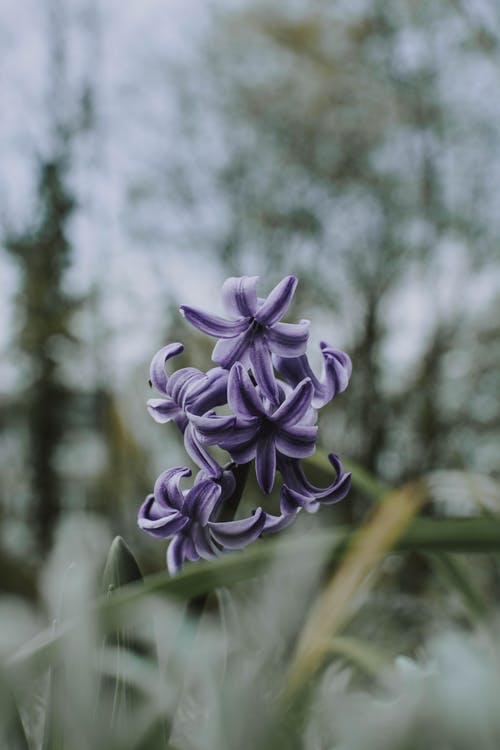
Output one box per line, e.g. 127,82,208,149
190,363,318,495
180,275,309,404
147,342,229,477
138,467,266,574
139,273,352,574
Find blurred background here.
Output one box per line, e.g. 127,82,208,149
1,0,499,598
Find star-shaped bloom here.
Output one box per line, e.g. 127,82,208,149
274,342,352,408
138,467,266,574
190,363,317,495
180,275,310,404
147,343,229,477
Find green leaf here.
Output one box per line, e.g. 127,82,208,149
427,551,488,621
100,537,148,736
1,687,31,750
102,537,143,593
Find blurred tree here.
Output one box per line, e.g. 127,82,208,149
5,156,78,553
159,0,500,502
0,0,159,575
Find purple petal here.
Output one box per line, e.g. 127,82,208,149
219,424,262,464
227,362,265,418
321,342,352,378
280,485,318,514
192,523,219,560
254,275,297,326
275,344,352,408
168,367,205,408
301,453,351,502
218,468,237,501
319,466,351,505
222,276,258,318
313,344,352,405
275,424,317,458
180,305,248,338
149,343,184,395
255,434,276,494
183,536,199,562
273,353,311,388
250,335,279,404
265,320,310,357
167,536,188,575
173,413,189,433
187,412,237,443
154,467,191,511
271,378,314,426
218,418,261,452
138,497,189,538
212,329,252,369
226,441,258,465
147,398,181,424
186,367,229,414
183,476,222,524
208,507,266,550
183,423,223,478
262,509,299,535
279,453,351,504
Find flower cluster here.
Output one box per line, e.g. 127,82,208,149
138,275,352,574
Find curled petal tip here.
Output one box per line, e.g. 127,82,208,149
149,342,184,394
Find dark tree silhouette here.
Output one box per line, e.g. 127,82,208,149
6,157,78,553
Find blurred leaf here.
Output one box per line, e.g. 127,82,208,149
0,683,31,750
99,537,167,749
425,471,500,516
327,635,391,680
41,665,63,750
10,515,500,679
427,552,488,621
102,537,143,593
285,482,428,695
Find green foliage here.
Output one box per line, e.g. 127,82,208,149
2,470,500,749
102,537,143,594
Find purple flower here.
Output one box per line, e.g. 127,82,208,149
274,342,352,408
263,454,351,533
139,273,352,575
147,343,228,477
180,275,310,404
190,362,317,495
138,467,266,574
279,453,351,512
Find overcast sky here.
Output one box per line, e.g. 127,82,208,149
1,0,499,394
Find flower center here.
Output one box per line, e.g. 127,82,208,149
260,417,275,438
249,317,263,334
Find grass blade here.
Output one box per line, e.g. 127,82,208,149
284,482,428,695
427,551,488,621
